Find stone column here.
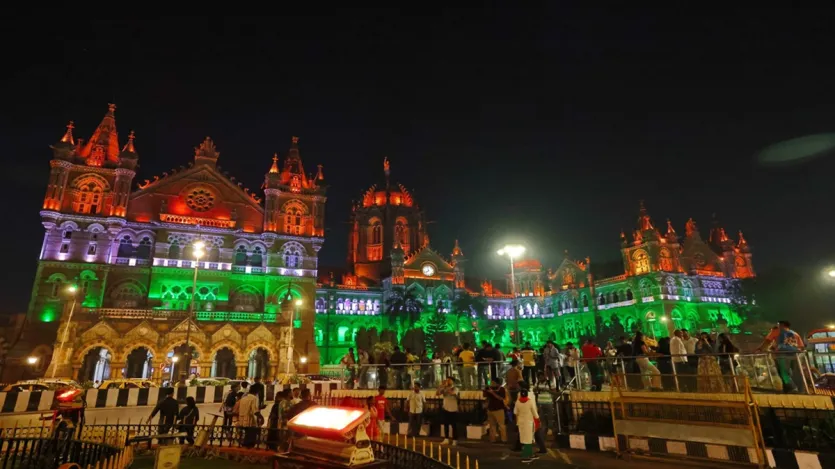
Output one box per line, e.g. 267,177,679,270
110,362,125,379
236,365,247,379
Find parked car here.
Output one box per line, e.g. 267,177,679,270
814,373,835,391
97,378,157,389
2,379,80,392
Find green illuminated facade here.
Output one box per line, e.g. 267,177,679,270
13,105,756,383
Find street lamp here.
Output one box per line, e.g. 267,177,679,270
52,284,79,379
828,270,835,278
182,240,205,382
285,296,303,374
497,244,526,346
170,355,179,382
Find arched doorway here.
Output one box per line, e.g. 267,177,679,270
167,345,198,381
80,347,112,384
248,348,270,379
125,347,153,378
211,347,237,379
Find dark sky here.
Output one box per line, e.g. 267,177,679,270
3,10,835,315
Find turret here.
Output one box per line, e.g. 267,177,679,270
110,131,138,217
78,104,120,167
451,239,466,288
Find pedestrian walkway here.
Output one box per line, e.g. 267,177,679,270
405,436,738,468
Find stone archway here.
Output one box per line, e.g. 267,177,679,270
79,346,113,384
212,347,238,379
163,342,203,382
124,347,154,379
247,347,271,379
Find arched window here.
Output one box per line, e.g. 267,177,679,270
73,177,106,215
681,279,693,297
137,237,152,259
111,281,144,308
582,295,589,307
283,243,303,268
395,218,408,247
117,235,134,258
250,246,264,267
234,246,248,266
283,202,305,235
659,248,674,271
230,288,261,311
370,220,382,245
632,249,650,275
639,279,653,297
665,276,677,295
598,294,606,305
626,289,634,300
168,241,180,259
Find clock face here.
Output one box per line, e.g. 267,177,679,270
422,264,436,277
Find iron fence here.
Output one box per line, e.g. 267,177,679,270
370,441,454,469
0,433,120,469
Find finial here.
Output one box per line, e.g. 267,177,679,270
107,103,116,115
316,164,325,181
383,157,390,173
269,153,279,174
452,239,463,256
60,120,75,144
122,130,136,152
564,249,569,259
738,230,748,246
666,218,676,235
291,136,299,146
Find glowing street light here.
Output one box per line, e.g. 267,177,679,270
52,284,80,378
828,270,835,278
300,356,308,364
497,244,526,346
287,296,303,374
183,239,205,383
27,356,38,365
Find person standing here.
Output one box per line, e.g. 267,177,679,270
177,396,200,445
505,359,524,406
249,376,265,409
341,348,357,389
436,377,459,446
483,377,507,443
374,386,394,436
458,343,476,390
237,384,259,448
633,332,662,391
390,346,408,390
670,330,690,391
514,389,541,463
220,384,240,430
364,396,379,440
406,382,426,437
148,387,179,435
544,340,563,387
520,342,537,387
358,348,370,388
581,339,603,391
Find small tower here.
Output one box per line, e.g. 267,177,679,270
451,239,466,289
44,122,78,211
193,137,220,167
110,130,139,217
390,239,405,285
733,231,755,278
78,104,120,167
622,201,666,276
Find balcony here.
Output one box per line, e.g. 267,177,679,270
113,257,151,266
81,308,288,323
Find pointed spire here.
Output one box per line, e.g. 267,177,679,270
122,130,136,153
451,239,464,257
383,157,391,189
738,230,748,247
60,121,75,145
79,103,120,166
620,228,627,246
564,249,570,259
685,218,698,238
637,200,654,231
269,153,279,174
666,219,676,236
316,164,325,181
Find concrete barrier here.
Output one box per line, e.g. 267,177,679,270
0,381,341,413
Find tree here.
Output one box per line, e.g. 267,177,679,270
384,289,424,330
450,294,487,342
425,310,449,353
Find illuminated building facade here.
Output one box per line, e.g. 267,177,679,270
24,105,326,382
13,106,756,381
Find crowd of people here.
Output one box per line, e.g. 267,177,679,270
337,321,808,394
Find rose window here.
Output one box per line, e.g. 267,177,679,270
186,188,216,212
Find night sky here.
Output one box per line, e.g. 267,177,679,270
2,11,835,322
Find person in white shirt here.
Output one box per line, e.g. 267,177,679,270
436,377,459,445
357,348,370,388
680,328,699,391
406,382,426,437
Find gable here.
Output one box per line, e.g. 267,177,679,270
127,164,264,231
403,246,455,273
680,236,725,273
552,259,586,288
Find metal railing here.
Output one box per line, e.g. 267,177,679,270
0,430,123,469
329,351,823,395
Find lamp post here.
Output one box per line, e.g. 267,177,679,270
285,298,303,375
23,356,38,381
497,244,526,346
52,285,79,379
182,240,205,382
